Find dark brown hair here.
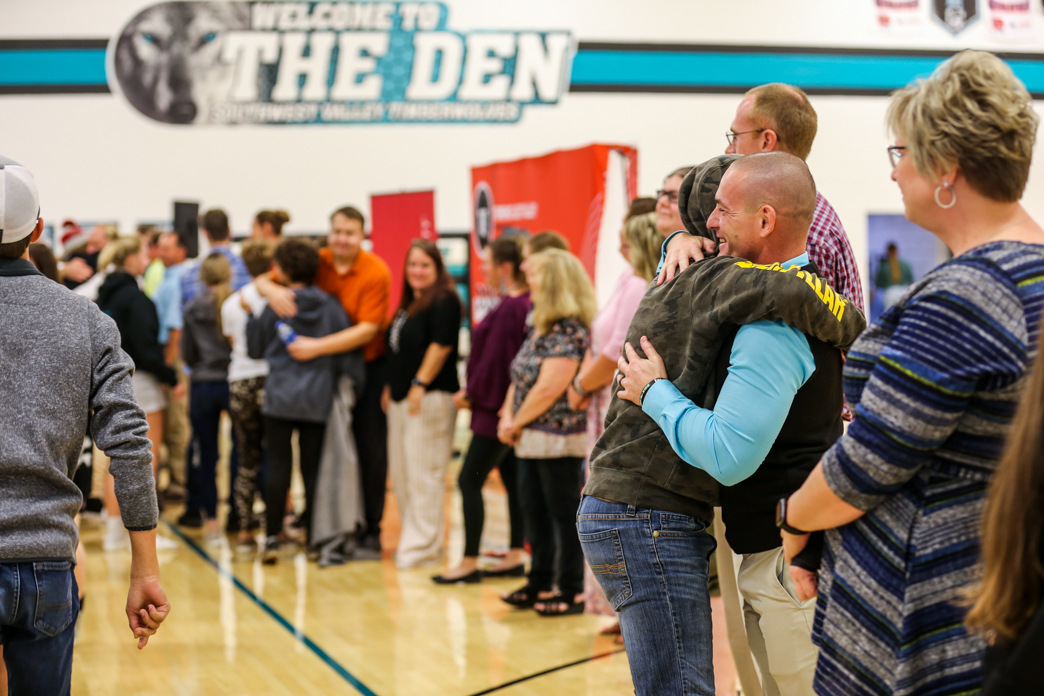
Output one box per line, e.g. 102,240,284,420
627,197,657,220
0,235,32,260
331,205,365,228
966,332,1044,640
397,239,459,317
28,243,60,282
489,235,526,287
274,238,320,285
255,210,290,237
201,209,230,242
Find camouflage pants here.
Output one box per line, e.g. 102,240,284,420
229,375,266,525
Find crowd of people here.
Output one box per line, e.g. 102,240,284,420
2,47,1044,696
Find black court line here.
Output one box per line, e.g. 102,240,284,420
464,648,627,696
163,522,379,696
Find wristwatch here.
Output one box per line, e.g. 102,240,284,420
410,378,429,389
776,497,809,535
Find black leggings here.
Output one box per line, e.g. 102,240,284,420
263,417,326,544
458,434,524,557
517,456,584,597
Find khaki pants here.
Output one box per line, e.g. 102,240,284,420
162,361,190,486
736,547,818,696
387,392,457,569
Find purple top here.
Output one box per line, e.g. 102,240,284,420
466,292,531,438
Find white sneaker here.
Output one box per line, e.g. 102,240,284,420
156,535,179,551
103,532,129,552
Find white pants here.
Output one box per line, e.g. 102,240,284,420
736,547,819,696
387,391,457,569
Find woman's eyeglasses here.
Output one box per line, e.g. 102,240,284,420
887,145,907,169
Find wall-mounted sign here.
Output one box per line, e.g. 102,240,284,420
876,0,923,32
932,0,979,34
110,1,574,125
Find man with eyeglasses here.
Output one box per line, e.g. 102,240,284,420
655,166,693,238
662,84,864,312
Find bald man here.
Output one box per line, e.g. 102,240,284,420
583,152,861,696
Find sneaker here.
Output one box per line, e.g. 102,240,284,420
177,509,204,528
225,508,241,533
235,537,258,555
162,484,186,503
261,537,279,565
156,535,179,551
204,531,225,548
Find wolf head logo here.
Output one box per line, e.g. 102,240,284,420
113,2,249,124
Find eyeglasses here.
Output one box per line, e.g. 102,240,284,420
656,189,679,204
887,145,906,169
726,129,766,146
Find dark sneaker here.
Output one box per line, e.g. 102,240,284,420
177,509,204,528
261,536,279,565
225,508,241,533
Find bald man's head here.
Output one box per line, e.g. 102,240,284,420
728,152,817,232
707,152,818,263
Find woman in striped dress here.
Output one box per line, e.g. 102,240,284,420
780,50,1044,695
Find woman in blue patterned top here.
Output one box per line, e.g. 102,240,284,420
781,50,1044,696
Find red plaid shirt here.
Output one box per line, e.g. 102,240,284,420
808,192,864,311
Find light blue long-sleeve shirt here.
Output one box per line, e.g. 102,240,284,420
641,251,815,486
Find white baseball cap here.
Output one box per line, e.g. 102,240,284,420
0,156,41,245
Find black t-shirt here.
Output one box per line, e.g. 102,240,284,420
387,291,461,401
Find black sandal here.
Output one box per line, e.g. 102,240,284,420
534,594,585,617
501,584,541,608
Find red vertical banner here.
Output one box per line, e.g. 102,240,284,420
370,190,436,318
469,144,637,323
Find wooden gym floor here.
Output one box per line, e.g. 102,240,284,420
70,418,738,695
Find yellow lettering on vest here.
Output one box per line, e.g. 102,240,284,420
813,277,827,303
834,298,846,321
822,284,835,311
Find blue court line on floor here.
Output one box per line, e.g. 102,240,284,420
464,648,627,696
162,522,379,696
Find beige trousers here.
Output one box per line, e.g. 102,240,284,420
387,392,457,569
162,361,190,485
736,546,819,696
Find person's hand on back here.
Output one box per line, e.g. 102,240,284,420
657,235,718,285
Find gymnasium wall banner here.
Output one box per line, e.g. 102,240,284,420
469,144,638,324
109,1,573,125
370,189,436,317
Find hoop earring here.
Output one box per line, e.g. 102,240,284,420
934,184,957,209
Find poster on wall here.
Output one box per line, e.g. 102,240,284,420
987,0,1035,41
108,1,574,125
370,189,436,317
876,0,923,32
469,143,637,324
932,0,979,33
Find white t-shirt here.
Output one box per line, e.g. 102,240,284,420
222,282,269,383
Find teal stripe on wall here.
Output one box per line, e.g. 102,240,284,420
1,42,1044,95
0,49,106,85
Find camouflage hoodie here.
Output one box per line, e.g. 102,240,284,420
583,252,867,523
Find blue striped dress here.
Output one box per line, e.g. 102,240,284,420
814,241,1044,696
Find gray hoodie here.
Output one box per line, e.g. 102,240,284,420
247,285,365,423
0,258,157,562
182,291,233,382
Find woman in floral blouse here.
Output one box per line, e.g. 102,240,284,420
498,248,598,616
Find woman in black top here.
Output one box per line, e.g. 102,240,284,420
382,239,461,569
967,331,1044,695
96,236,180,551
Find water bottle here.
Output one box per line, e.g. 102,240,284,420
276,320,298,346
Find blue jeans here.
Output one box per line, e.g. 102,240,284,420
577,496,717,696
187,380,238,519
0,561,79,696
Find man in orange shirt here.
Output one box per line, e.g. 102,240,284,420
256,206,391,556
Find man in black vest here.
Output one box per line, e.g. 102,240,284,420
580,152,864,696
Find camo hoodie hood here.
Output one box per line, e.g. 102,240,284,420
679,154,742,242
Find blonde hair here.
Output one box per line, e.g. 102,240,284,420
625,212,662,283
746,83,818,161
97,235,141,270
200,253,233,338
529,248,598,336
887,50,1038,202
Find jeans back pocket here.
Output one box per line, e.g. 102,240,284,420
33,561,75,637
578,528,632,611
